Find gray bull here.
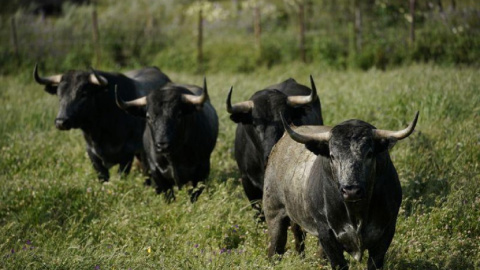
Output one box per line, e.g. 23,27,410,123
34,64,171,181
263,112,419,269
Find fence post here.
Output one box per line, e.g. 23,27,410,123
197,8,204,73
10,17,19,62
92,8,101,66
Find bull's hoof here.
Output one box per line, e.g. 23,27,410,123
144,178,152,186
160,188,175,203
254,211,266,223
98,177,109,183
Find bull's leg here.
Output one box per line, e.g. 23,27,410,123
317,226,348,270
188,181,205,203
151,169,175,202
118,157,133,177
189,161,210,203
316,241,327,260
135,152,152,186
86,148,109,182
266,209,290,258
291,222,306,256
367,226,395,270
241,176,264,220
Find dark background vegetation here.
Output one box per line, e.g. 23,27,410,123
1,0,479,74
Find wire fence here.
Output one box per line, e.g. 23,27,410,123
1,2,479,74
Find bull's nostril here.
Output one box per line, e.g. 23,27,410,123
155,142,170,152
340,185,365,201
55,118,70,130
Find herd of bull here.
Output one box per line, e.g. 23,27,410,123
33,64,419,270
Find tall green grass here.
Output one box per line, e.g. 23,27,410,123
0,64,479,269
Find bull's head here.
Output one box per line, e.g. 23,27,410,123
33,64,108,130
116,78,208,153
282,112,419,202
226,76,319,163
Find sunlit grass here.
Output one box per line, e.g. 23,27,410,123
0,64,479,269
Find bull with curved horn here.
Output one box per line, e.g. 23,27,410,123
226,76,324,219
263,111,419,269
33,63,171,182
116,78,218,202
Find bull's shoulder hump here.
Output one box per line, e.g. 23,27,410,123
123,67,165,80
166,83,203,96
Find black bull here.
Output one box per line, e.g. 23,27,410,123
34,64,171,181
226,77,323,213
116,78,219,202
263,112,419,269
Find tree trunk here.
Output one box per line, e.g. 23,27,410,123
92,8,101,66
10,17,19,62
410,0,416,46
437,0,444,12
354,0,362,53
298,1,306,63
254,4,261,51
197,9,204,72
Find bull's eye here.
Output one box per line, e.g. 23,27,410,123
330,153,335,161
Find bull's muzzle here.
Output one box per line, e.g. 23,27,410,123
340,185,365,202
55,118,72,130
155,142,171,153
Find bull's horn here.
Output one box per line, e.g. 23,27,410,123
33,63,62,85
226,86,254,114
373,111,419,140
115,85,147,109
89,68,108,86
281,113,331,144
286,75,318,106
181,77,208,105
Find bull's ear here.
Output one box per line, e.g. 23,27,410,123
44,85,58,95
230,113,253,124
375,138,397,154
305,141,329,156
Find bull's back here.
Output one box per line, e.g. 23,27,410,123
124,67,171,96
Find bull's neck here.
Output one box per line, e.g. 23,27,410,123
343,200,368,230
244,124,267,166
81,90,117,134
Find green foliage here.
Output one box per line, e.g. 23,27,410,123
1,0,479,75
1,65,479,269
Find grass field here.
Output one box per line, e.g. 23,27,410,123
0,64,479,269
